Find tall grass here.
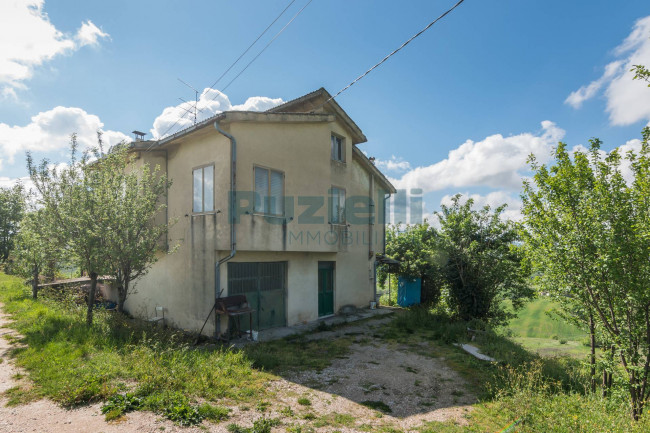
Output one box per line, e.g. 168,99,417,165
0,275,271,411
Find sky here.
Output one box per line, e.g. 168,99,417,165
1,0,650,222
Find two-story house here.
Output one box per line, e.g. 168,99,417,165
125,88,396,336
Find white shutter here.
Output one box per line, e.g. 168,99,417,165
255,167,268,213
270,170,283,215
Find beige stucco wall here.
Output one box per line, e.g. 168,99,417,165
125,112,391,335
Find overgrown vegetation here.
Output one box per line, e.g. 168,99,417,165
382,306,650,432
380,196,533,325
0,273,354,427
3,273,650,431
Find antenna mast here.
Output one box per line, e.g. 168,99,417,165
177,78,201,125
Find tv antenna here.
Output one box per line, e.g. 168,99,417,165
177,78,201,125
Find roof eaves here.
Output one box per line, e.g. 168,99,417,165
352,146,397,194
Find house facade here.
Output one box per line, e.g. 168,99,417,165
125,88,396,336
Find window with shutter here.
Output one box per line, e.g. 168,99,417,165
330,186,346,224
254,166,284,216
331,134,345,162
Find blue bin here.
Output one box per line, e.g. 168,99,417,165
397,277,421,307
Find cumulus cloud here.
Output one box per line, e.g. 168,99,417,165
391,121,565,194
375,155,411,173
151,88,283,139
565,15,650,125
0,0,109,94
0,106,130,165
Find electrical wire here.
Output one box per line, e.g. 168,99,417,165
312,0,466,111
153,0,312,143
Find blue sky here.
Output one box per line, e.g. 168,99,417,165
2,0,650,220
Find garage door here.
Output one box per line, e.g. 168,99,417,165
227,262,287,330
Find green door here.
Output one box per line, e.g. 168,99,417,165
228,262,286,330
318,262,335,317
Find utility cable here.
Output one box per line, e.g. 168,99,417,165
311,0,466,111
154,0,313,142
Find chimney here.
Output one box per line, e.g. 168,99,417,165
132,130,146,141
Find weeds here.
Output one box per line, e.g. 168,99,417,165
227,418,280,433
361,400,392,413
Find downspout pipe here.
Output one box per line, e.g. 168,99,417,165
214,118,237,336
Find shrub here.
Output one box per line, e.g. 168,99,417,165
101,392,142,421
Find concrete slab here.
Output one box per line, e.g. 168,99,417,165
230,306,398,345
454,343,497,362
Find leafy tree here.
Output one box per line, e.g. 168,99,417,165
28,135,111,326
0,183,25,264
13,210,60,299
382,222,445,305
521,129,650,419
98,144,172,313
436,195,532,325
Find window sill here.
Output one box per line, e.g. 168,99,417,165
191,210,217,216
252,213,286,219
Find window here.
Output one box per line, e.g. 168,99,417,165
331,134,345,162
254,166,284,215
329,187,346,224
193,165,214,213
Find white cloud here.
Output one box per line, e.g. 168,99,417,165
151,88,283,139
0,1,109,94
75,20,109,47
0,106,130,165
391,121,565,194
565,61,623,108
375,155,411,173
565,15,650,125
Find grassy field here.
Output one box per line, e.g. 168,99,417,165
505,297,590,358
507,297,586,339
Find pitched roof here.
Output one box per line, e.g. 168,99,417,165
267,87,367,144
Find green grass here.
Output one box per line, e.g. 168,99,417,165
0,273,350,422
504,298,590,358
507,298,586,339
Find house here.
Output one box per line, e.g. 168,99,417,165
125,88,396,336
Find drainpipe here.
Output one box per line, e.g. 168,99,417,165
369,174,375,301
214,118,237,337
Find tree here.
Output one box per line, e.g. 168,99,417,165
13,210,59,299
521,129,650,419
632,64,650,86
28,135,110,326
382,222,445,305
0,183,25,264
436,195,532,325
98,144,171,313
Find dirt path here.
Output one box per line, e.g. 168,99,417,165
0,303,474,432
0,303,207,433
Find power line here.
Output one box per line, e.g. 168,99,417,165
206,0,297,91
312,0,466,111
154,0,310,142
203,0,314,105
